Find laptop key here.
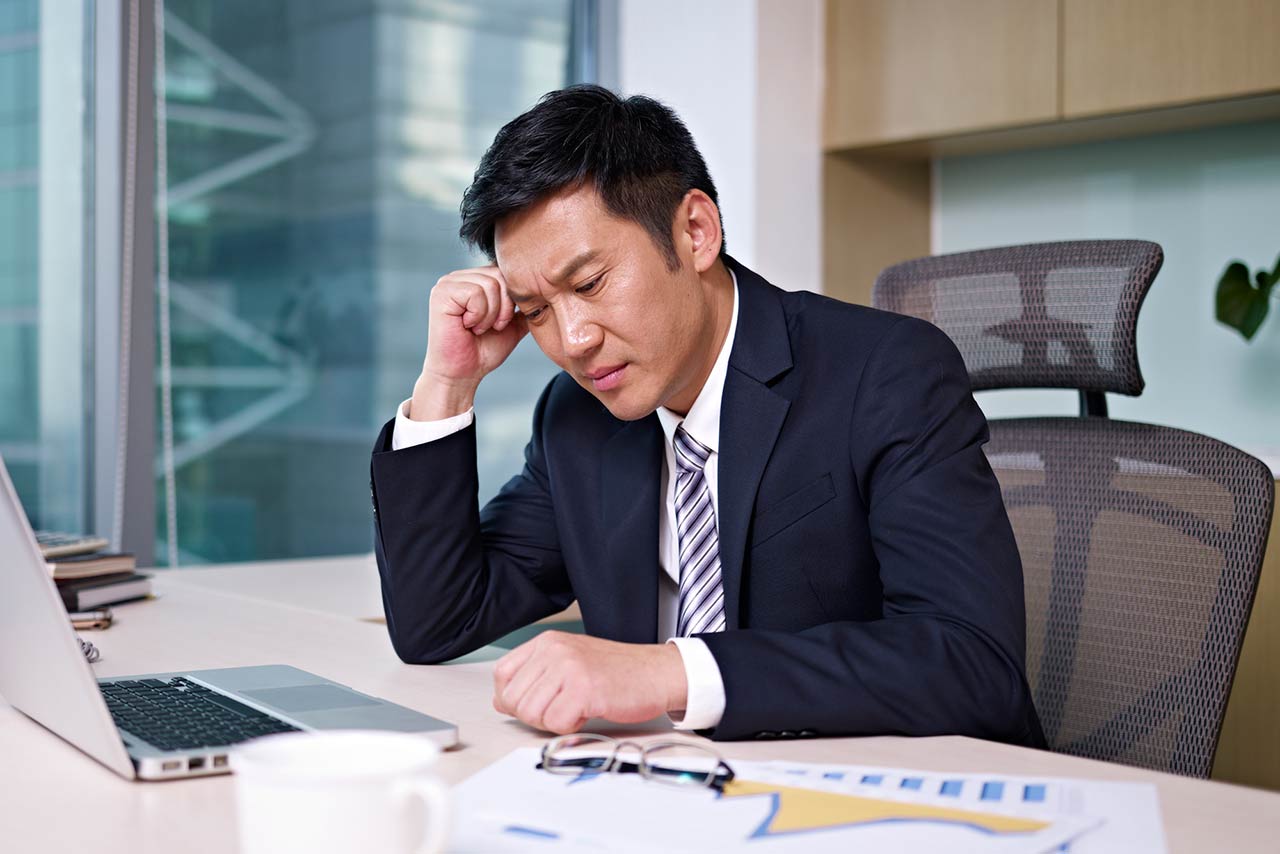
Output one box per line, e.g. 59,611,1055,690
100,678,300,751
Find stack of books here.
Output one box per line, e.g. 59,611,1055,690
37,531,153,611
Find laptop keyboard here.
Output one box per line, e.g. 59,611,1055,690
100,676,300,750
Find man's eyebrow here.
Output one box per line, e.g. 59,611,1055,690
506,250,601,304
551,250,600,285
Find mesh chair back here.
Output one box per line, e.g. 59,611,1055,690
873,241,1163,394
987,418,1273,776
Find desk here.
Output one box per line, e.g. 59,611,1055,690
3,557,1278,853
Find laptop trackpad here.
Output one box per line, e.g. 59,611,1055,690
242,684,379,713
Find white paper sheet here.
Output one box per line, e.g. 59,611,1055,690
450,748,1165,853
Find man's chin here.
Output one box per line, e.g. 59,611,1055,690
587,388,657,422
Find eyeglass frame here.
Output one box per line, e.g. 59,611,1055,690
537,733,736,792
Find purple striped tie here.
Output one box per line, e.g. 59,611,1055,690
674,426,726,637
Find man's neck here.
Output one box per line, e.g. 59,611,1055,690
663,260,735,417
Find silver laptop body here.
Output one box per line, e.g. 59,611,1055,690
0,454,457,780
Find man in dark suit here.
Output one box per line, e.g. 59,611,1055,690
371,85,1043,745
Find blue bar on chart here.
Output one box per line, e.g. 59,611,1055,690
823,772,845,780
860,774,884,785
940,780,963,797
981,781,1005,801
900,777,923,790
1023,784,1047,803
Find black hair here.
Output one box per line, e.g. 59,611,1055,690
459,84,724,271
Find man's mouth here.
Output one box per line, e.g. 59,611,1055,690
585,363,627,391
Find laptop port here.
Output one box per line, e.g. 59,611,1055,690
212,755,228,768
188,757,205,770
161,760,181,772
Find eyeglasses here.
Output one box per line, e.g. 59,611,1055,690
538,733,735,792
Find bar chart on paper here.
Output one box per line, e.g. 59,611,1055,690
451,750,1166,853
755,759,1166,852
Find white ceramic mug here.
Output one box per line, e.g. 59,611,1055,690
230,730,450,854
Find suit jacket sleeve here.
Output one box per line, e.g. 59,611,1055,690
698,318,1038,744
370,380,573,663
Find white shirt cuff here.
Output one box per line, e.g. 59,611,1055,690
666,637,726,730
391,399,475,451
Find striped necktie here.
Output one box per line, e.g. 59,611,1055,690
674,426,726,636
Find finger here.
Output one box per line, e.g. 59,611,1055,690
494,636,540,683
450,267,511,333
500,654,552,716
437,280,491,329
492,640,542,713
542,689,590,736
515,677,564,733
494,279,516,332
468,277,501,338
445,273,504,333
504,310,529,342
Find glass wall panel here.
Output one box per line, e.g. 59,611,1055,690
156,0,574,564
0,0,91,532
936,120,1280,466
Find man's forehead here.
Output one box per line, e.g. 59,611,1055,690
495,184,617,258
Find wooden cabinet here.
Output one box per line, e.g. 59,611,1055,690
821,153,930,306
822,0,1280,307
825,0,1059,149
1063,0,1280,118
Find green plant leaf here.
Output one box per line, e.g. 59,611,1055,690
1216,261,1270,340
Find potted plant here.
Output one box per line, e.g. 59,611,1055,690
1216,255,1279,341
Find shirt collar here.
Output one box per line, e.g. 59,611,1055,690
656,268,740,454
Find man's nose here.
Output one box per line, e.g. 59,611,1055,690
559,306,603,359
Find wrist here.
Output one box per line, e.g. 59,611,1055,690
660,642,689,714
409,372,479,421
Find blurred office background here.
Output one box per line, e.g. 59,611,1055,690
2,0,592,565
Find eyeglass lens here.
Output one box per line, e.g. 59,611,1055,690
542,735,724,788
639,742,723,787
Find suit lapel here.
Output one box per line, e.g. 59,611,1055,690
716,259,794,630
718,371,790,630
600,415,663,642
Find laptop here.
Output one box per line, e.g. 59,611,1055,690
0,454,457,780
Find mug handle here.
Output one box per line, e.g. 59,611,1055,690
395,775,451,854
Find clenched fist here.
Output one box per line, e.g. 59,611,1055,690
410,266,529,421
492,632,689,735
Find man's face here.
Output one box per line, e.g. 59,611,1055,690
495,185,718,421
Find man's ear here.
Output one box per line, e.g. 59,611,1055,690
676,189,723,274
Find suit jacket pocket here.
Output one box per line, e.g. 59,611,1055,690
750,472,836,548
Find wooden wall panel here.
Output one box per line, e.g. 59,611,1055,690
1064,0,1280,118
825,0,1059,149
821,152,930,306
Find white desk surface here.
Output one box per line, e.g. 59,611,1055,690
3,555,1278,853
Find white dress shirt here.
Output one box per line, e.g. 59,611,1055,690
390,272,739,730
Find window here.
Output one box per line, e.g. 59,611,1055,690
153,1,585,564
1,0,600,566
0,0,93,534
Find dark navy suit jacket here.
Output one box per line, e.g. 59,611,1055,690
371,258,1044,746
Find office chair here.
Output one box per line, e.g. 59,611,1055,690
873,240,1275,777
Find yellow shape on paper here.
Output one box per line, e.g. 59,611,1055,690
721,780,1051,838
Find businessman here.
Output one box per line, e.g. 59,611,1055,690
371,85,1044,745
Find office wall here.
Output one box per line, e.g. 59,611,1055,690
935,119,1280,469
617,0,823,292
